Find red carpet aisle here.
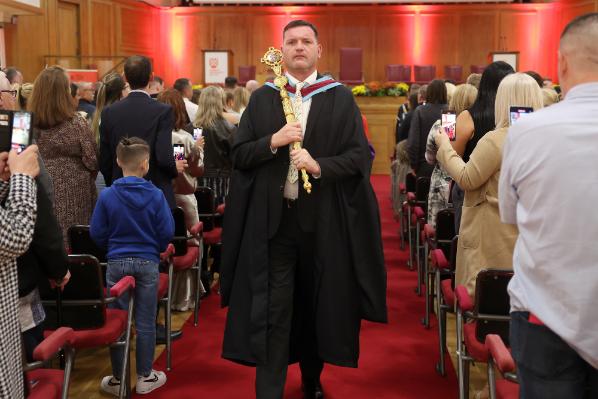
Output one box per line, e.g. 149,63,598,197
140,175,458,398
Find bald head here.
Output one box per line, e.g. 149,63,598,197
245,80,260,93
558,13,598,95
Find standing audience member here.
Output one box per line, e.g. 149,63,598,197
425,83,478,228
157,89,206,310
232,86,250,115
500,13,598,397
91,137,173,396
191,88,201,105
396,83,421,142
30,66,98,246
100,55,184,208
435,73,542,296
524,70,544,87
245,79,260,94
6,67,23,86
542,87,559,106
0,71,17,110
77,82,97,119
0,145,40,399
224,76,238,90
450,61,513,232
174,78,198,122
148,76,164,98
407,79,448,178
221,86,241,126
466,73,482,89
17,83,33,110
193,86,235,205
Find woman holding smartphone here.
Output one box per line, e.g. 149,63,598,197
434,73,542,297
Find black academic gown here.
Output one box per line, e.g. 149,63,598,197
220,82,387,368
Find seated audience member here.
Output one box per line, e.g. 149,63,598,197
17,82,33,110
99,55,184,208
245,79,260,94
232,86,250,115
499,13,598,397
435,73,543,295
77,81,97,119
148,75,164,98
450,61,513,233
542,87,559,106
0,145,40,398
0,71,17,110
174,78,197,122
224,76,238,90
407,79,448,178
6,67,23,86
92,72,130,195
30,66,98,246
466,73,482,89
425,83,478,228
193,86,235,205
91,137,173,396
157,89,206,310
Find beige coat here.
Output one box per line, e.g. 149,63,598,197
436,127,518,295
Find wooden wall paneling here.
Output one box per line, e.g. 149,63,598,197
417,10,458,79
456,10,498,74
118,3,156,56
90,0,115,57
177,12,211,86
250,13,289,82
290,12,332,79
211,12,251,83
57,1,80,68
373,12,416,82
498,8,539,72
331,11,376,81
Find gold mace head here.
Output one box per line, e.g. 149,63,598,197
261,47,284,78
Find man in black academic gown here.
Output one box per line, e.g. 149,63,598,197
220,20,387,399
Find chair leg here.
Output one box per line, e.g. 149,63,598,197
61,347,75,399
398,206,405,251
423,242,431,327
415,222,422,296
193,241,203,327
488,358,497,399
119,294,134,399
166,262,173,371
462,356,471,399
457,309,467,399
407,207,413,269
435,270,447,376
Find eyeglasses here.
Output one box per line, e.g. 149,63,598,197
0,90,17,98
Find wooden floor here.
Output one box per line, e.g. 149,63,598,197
68,309,193,398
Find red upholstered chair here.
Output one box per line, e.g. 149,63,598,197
486,335,519,399
386,64,412,82
339,48,363,85
412,177,430,296
25,327,75,399
455,269,514,399
470,65,486,74
414,65,436,83
238,65,256,86
195,187,223,291
40,255,136,399
444,65,463,83
421,208,455,328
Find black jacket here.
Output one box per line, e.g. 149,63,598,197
202,118,235,178
17,163,68,297
220,83,387,368
407,103,447,173
99,92,178,207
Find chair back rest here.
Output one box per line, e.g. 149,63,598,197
386,64,411,82
435,208,455,255
405,173,417,193
171,207,189,256
444,65,463,82
470,64,486,74
474,269,514,345
414,65,436,83
69,225,107,263
449,235,459,271
415,177,431,213
238,65,256,85
195,186,217,231
339,48,363,83
40,254,106,330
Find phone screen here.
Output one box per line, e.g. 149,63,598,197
0,111,11,153
11,111,32,154
173,144,185,161
193,128,203,140
441,112,457,141
509,106,534,126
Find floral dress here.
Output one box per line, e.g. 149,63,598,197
425,120,452,228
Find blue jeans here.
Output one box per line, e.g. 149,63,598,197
107,258,159,378
510,311,598,399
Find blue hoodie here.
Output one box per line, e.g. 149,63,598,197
90,176,174,263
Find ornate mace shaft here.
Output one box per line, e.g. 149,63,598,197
261,47,312,194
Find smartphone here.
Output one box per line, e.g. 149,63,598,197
173,144,185,161
0,111,12,153
509,106,534,126
11,111,33,154
193,128,203,140
441,112,457,141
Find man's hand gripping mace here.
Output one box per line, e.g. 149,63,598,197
261,47,312,194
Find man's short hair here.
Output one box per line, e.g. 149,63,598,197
124,56,152,90
173,78,191,93
283,20,318,40
116,137,150,170
153,76,164,85
224,76,237,89
5,67,20,84
561,12,598,39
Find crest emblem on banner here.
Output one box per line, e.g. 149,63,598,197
209,58,219,68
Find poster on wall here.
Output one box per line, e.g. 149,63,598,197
204,50,230,84
490,51,519,71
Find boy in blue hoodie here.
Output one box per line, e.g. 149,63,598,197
90,137,174,396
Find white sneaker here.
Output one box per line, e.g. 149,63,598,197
100,376,121,397
136,370,167,394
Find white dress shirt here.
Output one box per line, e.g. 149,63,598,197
184,97,198,123
499,82,598,368
283,70,318,199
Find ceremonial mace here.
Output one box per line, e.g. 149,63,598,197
261,47,312,194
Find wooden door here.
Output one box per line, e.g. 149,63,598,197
498,10,538,71
57,1,81,69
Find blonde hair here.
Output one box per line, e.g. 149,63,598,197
232,87,250,113
92,73,126,145
466,73,482,89
29,66,75,129
445,82,456,104
542,87,559,107
495,73,544,129
450,84,478,116
193,86,224,129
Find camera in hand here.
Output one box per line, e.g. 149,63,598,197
441,112,457,141
173,144,185,161
0,110,34,153
509,106,534,126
